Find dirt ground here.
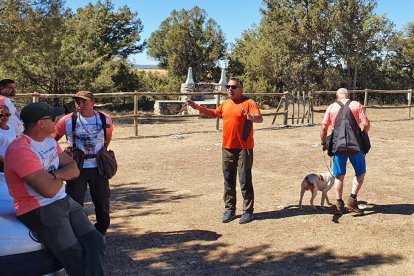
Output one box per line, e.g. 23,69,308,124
84,107,414,275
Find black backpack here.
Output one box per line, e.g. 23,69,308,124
326,100,370,156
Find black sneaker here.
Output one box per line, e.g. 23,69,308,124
239,212,254,224
222,210,236,223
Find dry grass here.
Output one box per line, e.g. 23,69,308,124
84,107,414,275
135,68,168,76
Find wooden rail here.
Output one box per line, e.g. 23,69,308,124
13,88,412,136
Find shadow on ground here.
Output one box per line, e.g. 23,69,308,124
254,205,335,221
104,230,403,275
84,182,199,217
251,203,413,224
358,202,414,216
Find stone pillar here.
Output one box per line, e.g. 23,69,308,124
180,67,195,101
216,67,227,101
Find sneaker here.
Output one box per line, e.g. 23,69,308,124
336,199,345,214
239,212,254,224
347,196,364,214
222,210,236,223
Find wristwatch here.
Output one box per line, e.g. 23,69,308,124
49,171,57,179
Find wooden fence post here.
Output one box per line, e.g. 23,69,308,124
283,92,289,126
32,92,40,103
296,91,300,124
216,92,221,130
408,89,412,119
302,91,306,123
308,91,313,125
364,89,369,107
133,91,139,137
271,97,284,125
291,92,294,124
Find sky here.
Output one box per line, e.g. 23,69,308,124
66,0,414,66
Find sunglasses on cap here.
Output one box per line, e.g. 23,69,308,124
226,85,242,89
0,113,11,119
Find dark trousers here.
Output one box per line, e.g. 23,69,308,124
18,196,105,276
66,168,110,235
222,148,254,213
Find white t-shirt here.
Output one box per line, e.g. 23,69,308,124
0,124,17,157
55,111,113,168
0,124,17,176
0,96,23,134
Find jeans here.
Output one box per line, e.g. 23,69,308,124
222,148,254,213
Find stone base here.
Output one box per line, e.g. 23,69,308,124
187,102,217,116
154,100,186,115
153,100,217,116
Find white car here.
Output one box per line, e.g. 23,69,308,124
0,175,66,275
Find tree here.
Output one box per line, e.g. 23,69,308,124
0,0,145,93
229,0,336,92
331,0,393,89
0,0,70,92
229,0,394,92
62,0,145,92
147,6,226,81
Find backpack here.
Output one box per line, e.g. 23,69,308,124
326,100,370,156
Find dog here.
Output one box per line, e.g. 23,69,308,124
299,172,335,210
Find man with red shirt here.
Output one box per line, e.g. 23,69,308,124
187,77,263,224
320,88,370,214
5,102,105,275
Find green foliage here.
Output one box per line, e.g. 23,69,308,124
140,73,181,94
0,0,145,94
147,6,226,82
229,0,395,92
93,60,144,93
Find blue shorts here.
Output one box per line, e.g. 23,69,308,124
333,152,366,177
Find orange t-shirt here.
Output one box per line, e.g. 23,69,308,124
214,97,261,149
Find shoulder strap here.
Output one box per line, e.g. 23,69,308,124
336,100,344,107
343,100,359,126
71,112,77,148
98,112,107,143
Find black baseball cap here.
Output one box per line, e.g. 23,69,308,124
20,102,65,125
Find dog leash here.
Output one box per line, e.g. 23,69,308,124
322,149,334,177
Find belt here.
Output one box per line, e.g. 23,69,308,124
84,154,97,159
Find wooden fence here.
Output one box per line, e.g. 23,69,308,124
14,88,413,136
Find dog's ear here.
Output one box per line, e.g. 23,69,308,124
319,175,324,181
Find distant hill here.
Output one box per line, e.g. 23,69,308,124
134,64,159,69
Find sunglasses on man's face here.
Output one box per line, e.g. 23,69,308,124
0,113,11,119
226,85,242,90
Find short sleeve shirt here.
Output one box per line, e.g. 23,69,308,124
55,111,113,168
0,124,17,158
4,135,65,216
0,96,23,134
322,99,367,128
214,97,261,149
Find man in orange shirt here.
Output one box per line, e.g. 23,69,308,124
187,77,263,224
